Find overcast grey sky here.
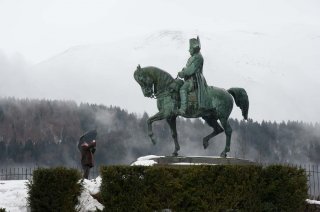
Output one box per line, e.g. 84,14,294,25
0,0,320,122
1,0,319,63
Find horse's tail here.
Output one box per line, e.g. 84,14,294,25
227,87,249,120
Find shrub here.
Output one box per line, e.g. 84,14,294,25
27,167,82,212
100,165,307,212
261,165,308,211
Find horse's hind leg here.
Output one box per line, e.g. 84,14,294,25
219,118,232,158
166,116,180,156
202,116,224,149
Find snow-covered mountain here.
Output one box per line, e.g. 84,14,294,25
2,28,320,122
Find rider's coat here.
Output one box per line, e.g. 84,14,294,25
180,52,209,109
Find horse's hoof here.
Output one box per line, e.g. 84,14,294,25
203,139,209,149
172,152,178,157
220,152,227,158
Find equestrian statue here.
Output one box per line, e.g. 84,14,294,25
134,36,249,157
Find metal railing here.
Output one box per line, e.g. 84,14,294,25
0,166,100,181
305,164,320,200
0,167,35,180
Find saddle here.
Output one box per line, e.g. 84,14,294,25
168,79,199,112
168,79,184,93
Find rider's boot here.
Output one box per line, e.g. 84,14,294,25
178,90,187,115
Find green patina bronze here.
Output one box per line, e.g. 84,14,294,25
178,36,210,114
134,37,249,157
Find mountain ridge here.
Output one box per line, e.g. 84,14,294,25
1,28,319,122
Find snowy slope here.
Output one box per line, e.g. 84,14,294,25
5,27,320,122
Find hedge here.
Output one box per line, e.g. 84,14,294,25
27,167,82,212
100,165,307,212
261,165,308,211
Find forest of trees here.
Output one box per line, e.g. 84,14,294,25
0,97,319,167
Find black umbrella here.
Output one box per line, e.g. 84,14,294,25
79,129,97,144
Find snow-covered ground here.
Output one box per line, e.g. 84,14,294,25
0,177,104,212
76,177,104,212
0,180,28,212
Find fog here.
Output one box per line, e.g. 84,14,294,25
0,0,319,122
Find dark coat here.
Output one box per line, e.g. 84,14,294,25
79,140,96,167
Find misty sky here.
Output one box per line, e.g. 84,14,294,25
0,0,320,122
1,0,319,63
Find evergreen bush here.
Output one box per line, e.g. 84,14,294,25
261,165,308,211
100,165,307,211
27,167,82,212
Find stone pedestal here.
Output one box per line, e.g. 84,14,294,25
154,156,256,165
131,155,256,166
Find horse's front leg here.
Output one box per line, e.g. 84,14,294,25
166,116,180,156
147,112,166,145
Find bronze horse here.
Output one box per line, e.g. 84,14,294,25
134,65,249,157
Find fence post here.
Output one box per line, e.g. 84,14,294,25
308,164,311,198
314,165,316,199
317,165,320,200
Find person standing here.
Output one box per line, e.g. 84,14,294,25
78,130,97,179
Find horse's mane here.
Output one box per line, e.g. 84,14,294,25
142,66,173,79
142,66,174,80
139,66,176,95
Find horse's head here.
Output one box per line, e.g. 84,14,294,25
134,65,154,98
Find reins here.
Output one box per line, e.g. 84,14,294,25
149,90,170,99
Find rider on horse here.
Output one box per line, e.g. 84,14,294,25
134,37,249,157
177,36,209,115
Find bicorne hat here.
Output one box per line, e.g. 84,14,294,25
189,36,201,49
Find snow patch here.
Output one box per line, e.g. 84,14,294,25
306,199,320,205
0,177,104,212
76,176,104,212
0,180,28,212
131,155,163,166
